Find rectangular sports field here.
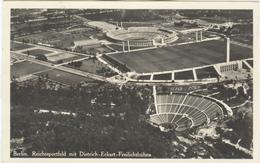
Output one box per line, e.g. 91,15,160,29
11,61,51,77
22,49,53,57
110,40,253,73
46,52,83,63
36,69,95,85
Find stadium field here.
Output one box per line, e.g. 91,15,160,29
11,61,51,77
36,69,95,85
110,40,253,73
11,42,34,51
22,49,53,57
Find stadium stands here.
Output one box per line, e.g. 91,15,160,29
106,27,178,47
150,93,225,132
101,55,131,73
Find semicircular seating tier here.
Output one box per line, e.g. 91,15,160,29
149,94,226,132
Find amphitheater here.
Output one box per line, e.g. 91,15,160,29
149,93,232,132
106,27,178,47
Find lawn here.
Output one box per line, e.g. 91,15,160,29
47,52,83,63
174,70,194,80
110,39,253,73
196,66,219,79
10,42,34,51
136,75,151,80
22,49,53,57
14,29,98,50
66,58,117,77
36,69,95,85
15,31,64,43
153,73,172,80
74,59,107,73
82,45,114,54
11,61,51,78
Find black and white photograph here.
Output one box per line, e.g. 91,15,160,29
2,2,259,161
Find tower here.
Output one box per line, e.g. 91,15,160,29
226,37,230,63
127,40,130,52
122,42,125,52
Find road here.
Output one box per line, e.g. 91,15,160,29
12,40,91,57
11,51,107,82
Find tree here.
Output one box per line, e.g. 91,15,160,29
174,21,184,27
57,60,63,64
36,54,47,61
190,22,198,28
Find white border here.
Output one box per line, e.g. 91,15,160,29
2,1,260,163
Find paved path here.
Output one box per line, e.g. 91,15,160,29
12,41,91,57
222,139,252,156
11,51,107,82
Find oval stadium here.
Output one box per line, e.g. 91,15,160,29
10,9,254,159
106,27,178,47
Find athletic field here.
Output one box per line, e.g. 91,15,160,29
36,69,95,85
110,40,253,73
22,49,53,57
11,61,51,77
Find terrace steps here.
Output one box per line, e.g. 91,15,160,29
150,93,225,131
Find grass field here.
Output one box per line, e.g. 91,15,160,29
66,58,117,77
11,61,51,77
137,75,151,80
46,53,83,63
10,42,34,51
153,73,172,80
110,39,253,73
36,69,95,85
174,70,194,80
196,66,219,79
82,45,114,53
70,59,108,73
15,31,64,43
22,49,53,57
14,29,98,50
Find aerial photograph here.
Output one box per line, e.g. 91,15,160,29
10,9,253,159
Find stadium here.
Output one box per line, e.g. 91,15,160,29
102,24,252,133
11,25,252,133
148,89,233,132
10,9,254,158
102,30,253,84
106,27,178,47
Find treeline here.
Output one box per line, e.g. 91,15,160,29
10,81,187,158
179,10,253,20
101,55,131,73
84,10,163,22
